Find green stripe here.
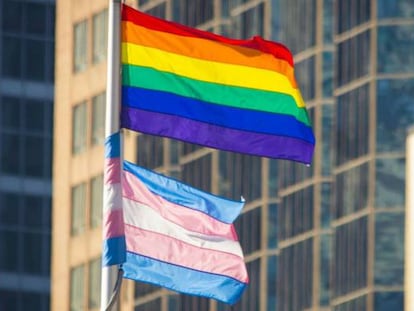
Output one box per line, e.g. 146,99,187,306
122,64,311,126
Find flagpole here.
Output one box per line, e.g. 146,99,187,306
101,0,122,310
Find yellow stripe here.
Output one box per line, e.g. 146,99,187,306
122,42,305,108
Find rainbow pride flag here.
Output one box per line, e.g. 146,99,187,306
120,4,315,164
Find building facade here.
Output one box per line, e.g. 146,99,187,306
52,0,414,311
0,0,55,310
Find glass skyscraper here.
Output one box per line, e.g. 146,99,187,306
0,0,55,310
52,0,414,310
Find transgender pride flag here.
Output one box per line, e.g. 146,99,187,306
102,133,248,304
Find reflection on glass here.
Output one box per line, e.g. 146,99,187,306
374,292,404,311
377,79,414,152
374,212,404,285
375,158,405,208
334,163,369,218
377,25,414,73
377,0,414,18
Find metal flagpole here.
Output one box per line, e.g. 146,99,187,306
101,0,122,310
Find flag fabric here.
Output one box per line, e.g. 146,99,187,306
120,4,315,165
103,133,249,304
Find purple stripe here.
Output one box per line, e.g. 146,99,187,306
121,107,314,164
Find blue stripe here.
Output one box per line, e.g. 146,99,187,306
123,160,244,224
102,236,126,266
122,86,315,143
123,252,247,305
105,132,121,158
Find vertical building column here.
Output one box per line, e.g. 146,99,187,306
405,126,414,311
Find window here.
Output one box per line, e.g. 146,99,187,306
72,102,87,154
73,20,88,72
336,85,369,164
279,186,314,240
375,158,405,208
278,239,313,310
334,163,369,219
377,25,414,74
88,258,101,309
377,0,414,18
337,31,370,86
90,175,103,229
93,9,108,64
296,56,316,101
374,212,404,285
277,0,317,54
71,183,86,236
137,135,164,169
2,35,21,78
182,154,212,193
70,265,85,311
336,0,370,34
232,3,264,39
333,217,368,297
92,92,105,145
218,153,262,201
0,96,53,177
376,79,414,152
179,0,213,27
235,207,261,254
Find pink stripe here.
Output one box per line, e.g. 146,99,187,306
104,158,121,184
122,170,238,240
125,224,248,282
104,209,125,239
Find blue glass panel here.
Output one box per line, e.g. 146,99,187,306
374,292,404,311
378,0,414,18
375,158,405,208
377,25,414,74
268,203,278,248
374,212,404,286
377,79,414,152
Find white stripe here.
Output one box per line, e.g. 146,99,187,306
122,198,244,258
104,183,122,213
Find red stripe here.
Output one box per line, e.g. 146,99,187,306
121,4,294,66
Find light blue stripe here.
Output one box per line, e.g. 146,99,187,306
123,252,247,305
105,132,121,159
123,161,244,224
102,236,126,266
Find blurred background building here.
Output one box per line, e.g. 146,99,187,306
0,0,407,310
0,0,55,310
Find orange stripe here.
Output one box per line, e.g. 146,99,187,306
122,21,298,88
